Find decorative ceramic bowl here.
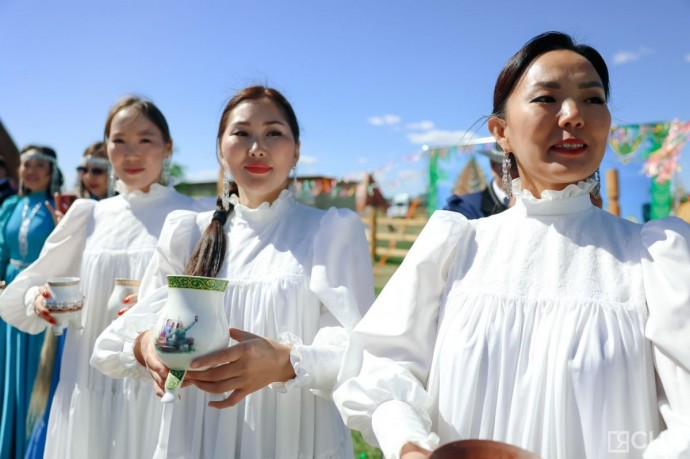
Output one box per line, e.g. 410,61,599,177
430,440,540,459
45,277,84,336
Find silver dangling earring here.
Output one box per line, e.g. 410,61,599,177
502,151,513,198
160,157,172,185
289,164,297,190
221,171,232,211
50,166,61,194
591,168,601,199
107,167,116,197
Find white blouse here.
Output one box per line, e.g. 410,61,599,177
91,190,375,459
334,180,690,459
0,183,202,459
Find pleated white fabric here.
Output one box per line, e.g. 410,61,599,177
335,179,690,459
0,183,201,459
92,189,375,459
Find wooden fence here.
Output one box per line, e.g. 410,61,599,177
361,210,428,264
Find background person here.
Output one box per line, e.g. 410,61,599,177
0,96,201,459
0,145,62,459
443,148,518,219
24,141,111,458
76,141,110,200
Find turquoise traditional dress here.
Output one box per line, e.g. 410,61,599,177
0,192,55,459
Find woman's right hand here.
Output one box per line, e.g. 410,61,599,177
34,286,57,325
401,443,432,459
45,195,64,226
133,329,176,397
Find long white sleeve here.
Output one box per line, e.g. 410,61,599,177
272,208,375,396
0,199,94,334
641,217,690,458
334,211,471,458
90,210,199,379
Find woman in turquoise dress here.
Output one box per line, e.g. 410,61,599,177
0,145,63,459
23,141,110,459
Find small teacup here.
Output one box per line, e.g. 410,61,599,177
106,278,141,320
45,277,84,336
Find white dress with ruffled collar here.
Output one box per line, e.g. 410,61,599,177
335,179,690,459
92,190,375,459
0,183,202,459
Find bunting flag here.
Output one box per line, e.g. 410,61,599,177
608,122,670,166
642,119,690,183
608,121,690,219
609,123,657,164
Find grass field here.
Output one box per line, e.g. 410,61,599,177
349,261,402,458
352,430,383,458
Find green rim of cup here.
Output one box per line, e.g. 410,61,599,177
166,275,228,292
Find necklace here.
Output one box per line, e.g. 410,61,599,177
19,200,43,258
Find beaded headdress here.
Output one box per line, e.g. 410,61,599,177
19,148,61,194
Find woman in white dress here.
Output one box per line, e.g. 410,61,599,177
334,31,690,459
91,85,375,459
0,95,201,459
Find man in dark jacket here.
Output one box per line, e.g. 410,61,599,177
443,149,517,219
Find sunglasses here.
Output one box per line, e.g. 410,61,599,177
77,166,106,176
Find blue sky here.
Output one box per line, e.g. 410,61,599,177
2,0,689,221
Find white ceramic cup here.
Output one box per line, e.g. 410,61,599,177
106,278,141,320
45,277,84,336
154,274,229,402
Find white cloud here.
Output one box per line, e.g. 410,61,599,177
612,52,639,65
368,114,401,126
612,47,651,65
685,54,690,63
299,155,318,165
407,120,435,130
406,129,476,145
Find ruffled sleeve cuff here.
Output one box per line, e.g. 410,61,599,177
269,332,310,393
15,285,48,333
24,285,40,317
372,400,440,459
118,338,151,380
